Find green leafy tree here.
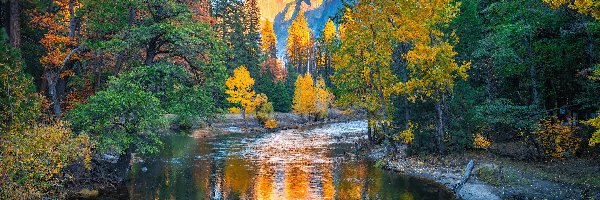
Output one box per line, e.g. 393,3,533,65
68,81,166,155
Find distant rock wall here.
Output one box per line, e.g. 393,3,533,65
258,0,343,58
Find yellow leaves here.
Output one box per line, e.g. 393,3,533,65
583,115,600,146
264,119,278,129
322,19,337,45
543,0,600,19
292,74,334,119
315,76,335,118
261,20,277,57
395,121,416,144
534,117,581,158
229,107,241,114
0,121,92,198
225,66,257,113
292,73,317,115
474,133,492,149
286,11,312,69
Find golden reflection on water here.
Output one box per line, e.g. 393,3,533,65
126,129,452,200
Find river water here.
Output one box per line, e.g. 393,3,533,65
107,121,455,199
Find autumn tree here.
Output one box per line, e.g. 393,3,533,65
332,1,400,143
292,73,316,117
317,19,337,86
0,33,92,199
286,11,312,74
333,0,469,153
314,76,334,119
543,0,600,19
226,66,258,129
32,0,84,118
261,19,277,58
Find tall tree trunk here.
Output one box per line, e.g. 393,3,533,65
47,71,61,118
9,0,20,48
526,36,540,107
242,109,248,130
145,35,159,65
434,93,446,155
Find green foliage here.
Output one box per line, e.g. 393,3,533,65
68,83,166,155
0,30,41,131
0,32,92,199
83,0,228,101
112,63,216,128
474,99,543,140
1,122,93,199
255,71,292,112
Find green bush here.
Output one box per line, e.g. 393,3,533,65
112,63,216,128
68,84,166,155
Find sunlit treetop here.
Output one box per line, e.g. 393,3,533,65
261,19,277,58
322,19,337,45
543,0,600,19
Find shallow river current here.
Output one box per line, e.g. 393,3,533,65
105,121,455,199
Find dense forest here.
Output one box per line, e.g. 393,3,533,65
0,0,599,198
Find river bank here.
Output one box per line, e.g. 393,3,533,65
192,109,365,137
368,145,600,200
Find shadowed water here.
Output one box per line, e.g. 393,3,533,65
107,121,455,199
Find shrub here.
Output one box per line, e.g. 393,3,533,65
113,64,216,128
68,85,166,155
474,133,492,149
265,119,278,129
0,121,92,199
534,117,581,158
257,101,278,129
394,121,416,144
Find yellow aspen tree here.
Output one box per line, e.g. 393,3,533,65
261,20,277,58
315,76,334,119
319,19,337,85
292,73,317,117
286,11,312,74
333,0,469,151
226,66,257,129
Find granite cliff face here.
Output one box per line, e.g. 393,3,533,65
258,0,343,57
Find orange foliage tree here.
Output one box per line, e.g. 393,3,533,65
286,11,312,74
261,19,277,58
226,66,258,129
292,73,316,117
32,0,84,118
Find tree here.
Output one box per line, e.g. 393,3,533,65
543,0,600,19
32,0,84,118
0,33,91,199
286,11,312,74
292,73,316,117
109,63,216,128
333,0,469,153
226,66,257,129
261,19,277,58
314,76,334,119
68,81,166,155
83,0,227,100
317,19,338,86
0,30,40,131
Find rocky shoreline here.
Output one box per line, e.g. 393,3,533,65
367,145,600,200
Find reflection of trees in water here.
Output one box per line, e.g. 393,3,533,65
222,155,255,199
124,127,449,199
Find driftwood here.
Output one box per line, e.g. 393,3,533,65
454,159,475,192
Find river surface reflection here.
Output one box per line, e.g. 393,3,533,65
113,121,454,199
